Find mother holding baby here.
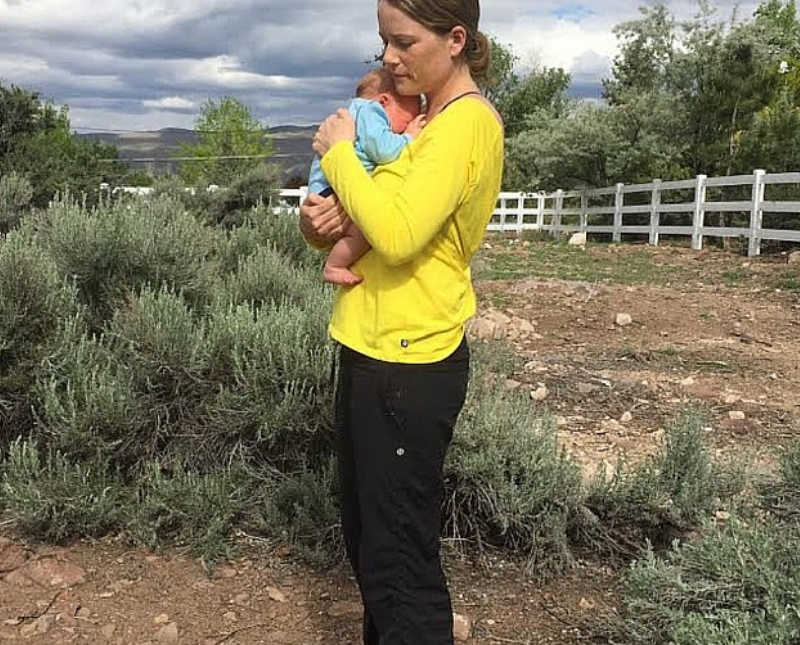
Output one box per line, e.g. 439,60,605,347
299,1,503,643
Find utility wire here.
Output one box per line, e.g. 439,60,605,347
99,153,304,162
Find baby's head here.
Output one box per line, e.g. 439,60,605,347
356,68,421,134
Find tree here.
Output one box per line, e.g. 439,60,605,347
179,97,274,187
0,83,125,207
485,39,571,138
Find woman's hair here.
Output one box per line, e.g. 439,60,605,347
381,0,491,84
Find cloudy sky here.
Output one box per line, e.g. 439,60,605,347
0,0,759,132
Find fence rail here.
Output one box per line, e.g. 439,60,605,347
277,169,800,257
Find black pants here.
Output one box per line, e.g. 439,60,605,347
335,337,470,645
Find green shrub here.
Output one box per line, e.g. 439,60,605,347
204,163,282,228
204,299,334,468
444,341,582,576
217,242,329,310
34,321,145,463
38,195,216,326
127,461,249,569
617,518,800,644
1,438,127,542
249,458,342,567
0,230,81,388
761,440,800,521
579,411,739,556
0,172,33,232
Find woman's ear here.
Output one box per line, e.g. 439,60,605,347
448,25,467,57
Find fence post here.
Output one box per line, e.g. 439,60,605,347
515,192,525,236
498,196,507,232
649,179,662,246
536,193,545,231
748,169,766,257
580,191,588,232
691,174,708,251
553,189,564,238
613,183,624,242
299,186,309,215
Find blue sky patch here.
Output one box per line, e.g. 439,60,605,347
552,4,596,22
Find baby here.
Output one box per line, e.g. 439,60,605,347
308,67,425,286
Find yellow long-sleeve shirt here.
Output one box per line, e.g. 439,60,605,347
320,97,504,363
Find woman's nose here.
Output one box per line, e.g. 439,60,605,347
382,44,400,66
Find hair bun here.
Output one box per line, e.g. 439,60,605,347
466,31,490,85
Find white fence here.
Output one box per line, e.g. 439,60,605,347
278,169,800,257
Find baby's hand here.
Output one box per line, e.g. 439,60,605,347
404,114,427,139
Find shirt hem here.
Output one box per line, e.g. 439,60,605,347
329,325,466,365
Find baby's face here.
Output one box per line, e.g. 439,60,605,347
382,93,422,133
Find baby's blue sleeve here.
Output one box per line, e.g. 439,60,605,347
357,102,412,165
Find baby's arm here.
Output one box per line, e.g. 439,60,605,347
358,102,413,165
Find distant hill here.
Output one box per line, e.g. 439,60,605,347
78,126,316,186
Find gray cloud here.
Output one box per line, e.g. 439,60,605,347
0,0,760,130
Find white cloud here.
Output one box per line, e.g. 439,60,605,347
142,96,197,110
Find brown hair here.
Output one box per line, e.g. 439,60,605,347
355,67,396,98
380,0,490,84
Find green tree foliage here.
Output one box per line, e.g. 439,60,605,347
485,39,571,138
507,0,800,191
0,83,125,207
179,96,275,187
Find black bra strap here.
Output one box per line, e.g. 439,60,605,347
438,90,483,114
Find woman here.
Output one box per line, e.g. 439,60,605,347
299,1,503,643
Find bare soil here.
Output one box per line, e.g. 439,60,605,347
1,240,798,644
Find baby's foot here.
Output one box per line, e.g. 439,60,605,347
323,265,363,286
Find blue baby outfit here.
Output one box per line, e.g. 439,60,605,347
308,98,412,195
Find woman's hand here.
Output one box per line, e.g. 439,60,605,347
299,192,349,247
312,108,356,157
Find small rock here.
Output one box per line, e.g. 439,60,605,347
233,592,250,604
568,232,587,248
503,379,521,391
715,511,731,522
100,623,116,639
579,597,596,610
680,376,695,387
728,410,746,421
531,386,549,402
620,411,633,423
615,313,632,327
555,416,568,427
724,394,740,404
223,611,237,622
155,622,178,643
33,615,55,635
267,587,287,603
153,614,169,625
788,250,800,265
577,382,598,395
453,613,472,641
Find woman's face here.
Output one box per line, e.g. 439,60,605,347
377,1,463,97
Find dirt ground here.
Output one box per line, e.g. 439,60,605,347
1,240,798,644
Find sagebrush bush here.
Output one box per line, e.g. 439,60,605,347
0,230,81,388
1,438,127,542
444,341,581,576
760,440,800,521
204,163,282,228
37,195,216,326
127,461,250,568
617,518,800,644
34,320,145,462
578,411,740,556
205,299,335,468
0,172,34,232
249,458,342,566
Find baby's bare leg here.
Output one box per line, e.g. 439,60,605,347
323,221,371,286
